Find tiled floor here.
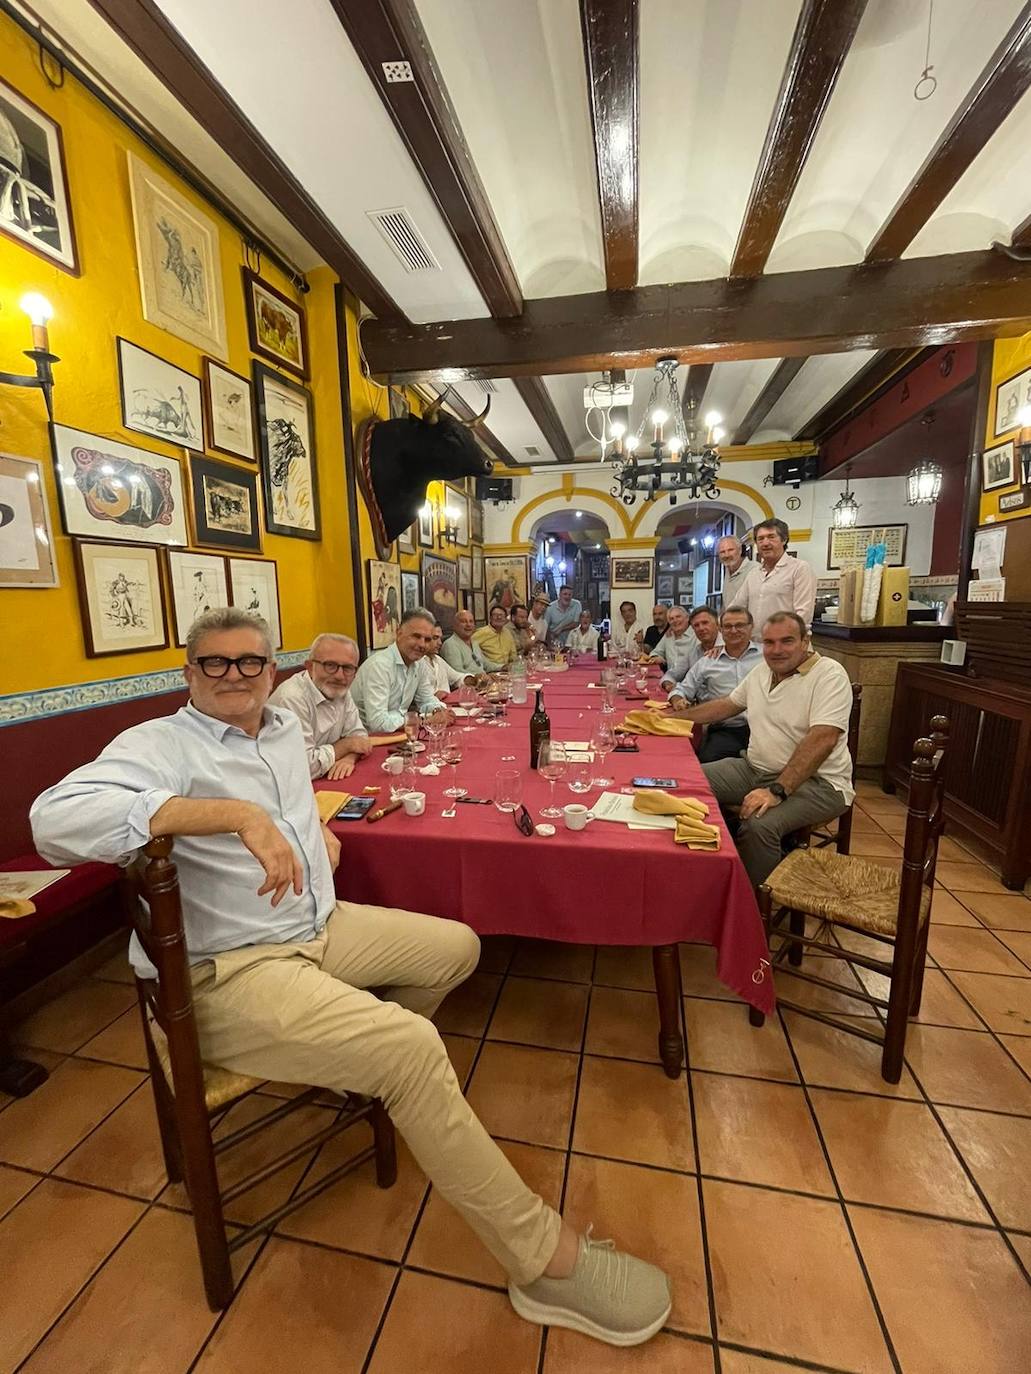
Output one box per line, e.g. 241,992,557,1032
2,786,1030,1372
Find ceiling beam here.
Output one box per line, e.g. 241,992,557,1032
730,0,869,278
1012,213,1031,248
328,0,523,317
865,5,1031,262
794,348,931,441
681,364,714,425
732,359,806,445
579,0,640,290
361,248,1031,382
89,0,402,320
513,379,575,463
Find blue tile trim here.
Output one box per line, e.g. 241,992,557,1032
0,651,308,727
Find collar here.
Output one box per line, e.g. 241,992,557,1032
717,642,759,661
299,670,335,706
796,650,821,676
183,699,284,742
385,642,415,671
762,552,792,575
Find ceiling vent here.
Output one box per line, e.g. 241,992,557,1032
476,379,498,395
366,207,440,273
382,61,414,83
524,446,540,457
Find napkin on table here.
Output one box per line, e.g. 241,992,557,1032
619,709,694,737
632,789,721,851
315,791,352,823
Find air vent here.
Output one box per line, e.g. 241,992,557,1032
476,379,498,395
382,61,414,83
366,207,440,273
524,446,540,457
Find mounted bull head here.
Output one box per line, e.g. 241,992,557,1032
357,395,493,559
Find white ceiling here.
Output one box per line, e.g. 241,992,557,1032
23,0,1031,465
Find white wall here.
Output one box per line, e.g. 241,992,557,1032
806,476,935,578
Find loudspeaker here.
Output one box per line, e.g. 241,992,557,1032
771,455,819,487
677,537,691,555
476,476,513,501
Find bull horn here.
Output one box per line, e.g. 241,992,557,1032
422,392,445,424
459,394,491,428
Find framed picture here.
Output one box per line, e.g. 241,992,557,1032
0,453,59,587
472,592,486,623
656,575,674,599
397,520,416,555
72,540,168,657
484,555,528,609
679,593,692,606
445,484,470,545
470,499,484,544
51,424,188,547
422,553,459,634
418,503,435,547
203,358,256,462
994,367,1031,439
227,556,282,649
983,440,1016,493
827,524,907,570
611,556,654,589
167,549,228,646
458,554,472,589
368,558,402,649
127,152,227,358
253,363,320,540
472,547,484,589
401,569,421,614
243,268,309,380
117,338,204,452
0,78,78,273
188,455,262,552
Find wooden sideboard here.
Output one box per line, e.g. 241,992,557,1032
885,662,1031,889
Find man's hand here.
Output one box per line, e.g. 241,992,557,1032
668,695,691,713
346,736,374,759
235,808,303,907
739,787,782,821
321,823,341,872
326,756,356,780
660,679,675,693
428,707,454,726
704,647,720,660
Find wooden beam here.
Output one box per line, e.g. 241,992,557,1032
580,0,640,290
328,0,522,317
361,249,1031,382
866,6,1031,262
732,359,806,445
513,379,575,463
89,0,402,320
681,364,714,426
794,348,930,441
1012,213,1031,249
730,0,868,278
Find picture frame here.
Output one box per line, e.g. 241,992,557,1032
0,77,78,273
445,483,470,546
368,558,403,649
243,268,309,380
472,592,486,623
483,555,528,610
203,358,256,462
401,569,421,614
117,338,204,452
656,575,674,599
417,503,435,547
982,440,1016,493
227,556,282,649
422,552,459,634
827,524,907,570
127,152,227,358
397,520,416,555
472,547,484,589
188,455,262,552
253,362,321,540
470,499,484,544
0,453,59,587
458,554,472,590
994,366,1031,439
610,556,654,589
51,424,189,547
167,549,229,647
72,539,168,657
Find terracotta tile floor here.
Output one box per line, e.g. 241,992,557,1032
2,795,1030,1372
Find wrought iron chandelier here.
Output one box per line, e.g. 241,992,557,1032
608,356,724,507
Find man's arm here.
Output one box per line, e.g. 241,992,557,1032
354,658,405,733
150,797,303,905
794,560,817,627
739,725,841,819
669,659,704,702
414,661,452,718
668,694,741,723
278,693,335,780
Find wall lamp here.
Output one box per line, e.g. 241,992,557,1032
2,295,59,420
1017,404,1031,485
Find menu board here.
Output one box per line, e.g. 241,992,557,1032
827,524,908,569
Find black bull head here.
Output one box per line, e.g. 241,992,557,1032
356,394,493,559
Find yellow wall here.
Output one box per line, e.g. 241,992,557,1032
980,332,1031,526
0,12,359,695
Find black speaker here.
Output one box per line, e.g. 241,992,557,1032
476,476,513,501
677,537,691,555
772,456,819,487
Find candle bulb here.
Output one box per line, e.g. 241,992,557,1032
20,293,54,353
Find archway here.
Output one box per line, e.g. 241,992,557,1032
653,502,749,612
528,510,614,616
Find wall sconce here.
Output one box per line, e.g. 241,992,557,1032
1,294,59,419
906,460,943,506
1016,404,1031,485
440,504,460,547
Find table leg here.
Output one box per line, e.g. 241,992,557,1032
652,944,684,1079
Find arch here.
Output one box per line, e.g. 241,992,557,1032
510,487,633,543
629,479,774,540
